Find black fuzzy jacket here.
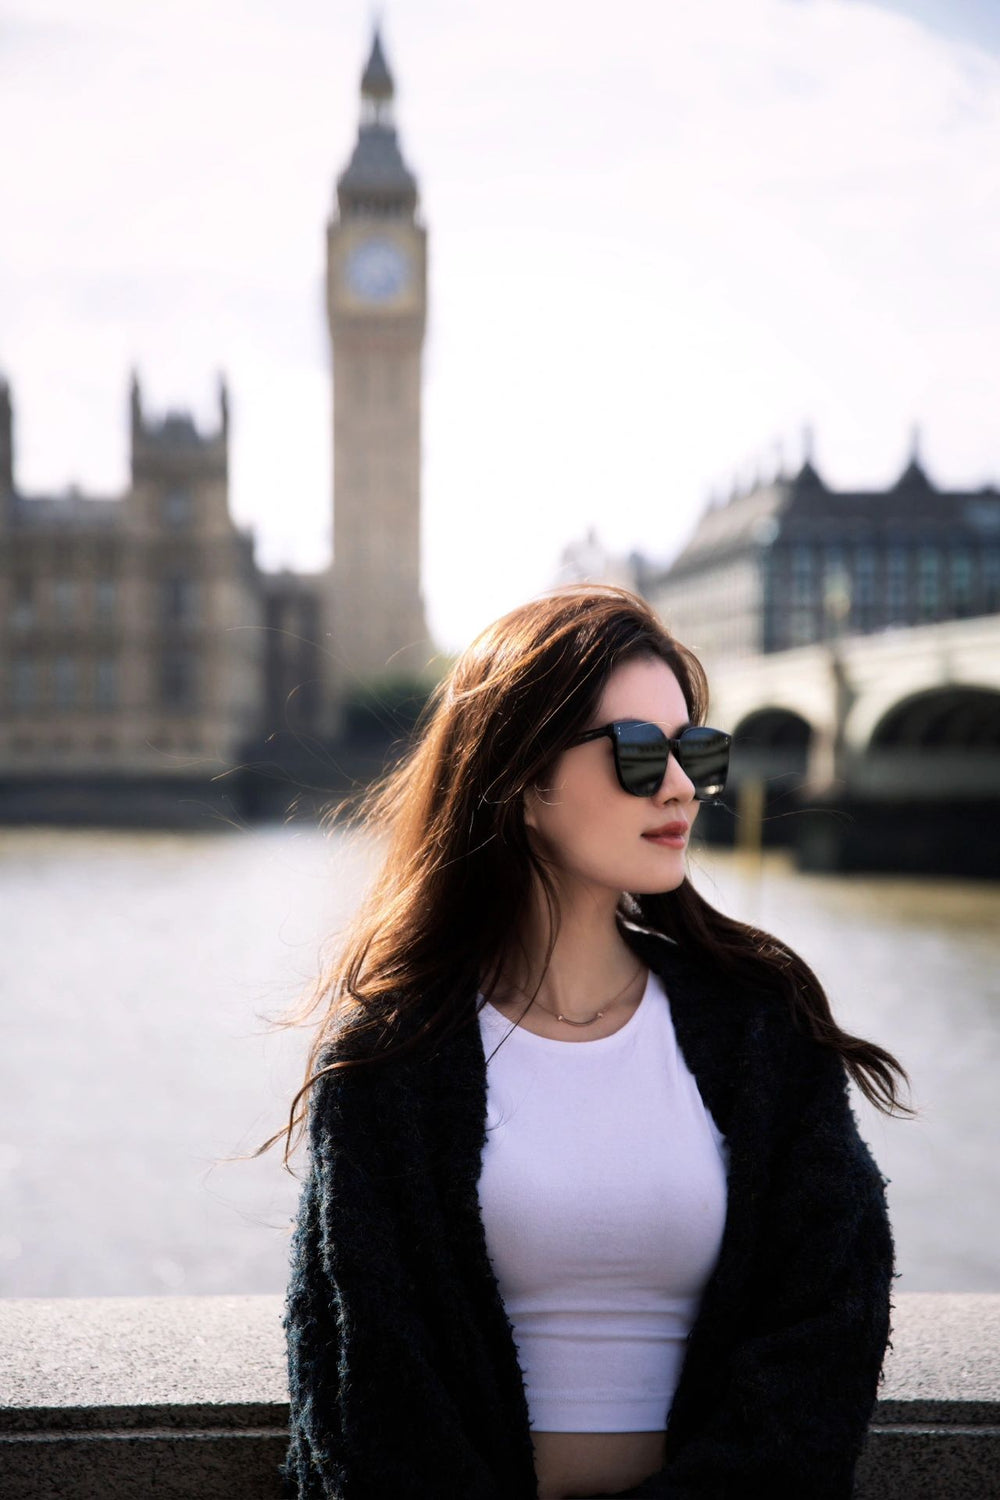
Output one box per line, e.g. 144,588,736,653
283,927,896,1499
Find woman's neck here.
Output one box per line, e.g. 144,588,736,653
499,880,643,1024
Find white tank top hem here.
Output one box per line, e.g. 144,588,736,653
476,971,729,1433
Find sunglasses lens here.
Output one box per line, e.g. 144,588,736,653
613,722,670,797
676,728,730,801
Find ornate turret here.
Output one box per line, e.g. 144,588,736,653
793,457,825,492
793,425,824,492
128,369,227,495
894,424,933,492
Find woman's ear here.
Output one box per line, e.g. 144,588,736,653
523,786,539,832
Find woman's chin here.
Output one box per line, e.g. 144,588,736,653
630,865,688,897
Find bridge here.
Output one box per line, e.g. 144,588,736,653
698,614,1000,875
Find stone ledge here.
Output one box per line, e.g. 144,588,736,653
1,1292,998,1499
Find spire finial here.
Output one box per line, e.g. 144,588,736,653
361,25,394,121
129,368,143,436
218,370,229,437
895,422,932,490
794,424,824,489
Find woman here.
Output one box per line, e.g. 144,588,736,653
277,585,910,1500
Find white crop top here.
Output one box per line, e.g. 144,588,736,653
476,970,729,1432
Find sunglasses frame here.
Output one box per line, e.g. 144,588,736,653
569,719,731,802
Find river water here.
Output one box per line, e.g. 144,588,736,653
0,825,997,1297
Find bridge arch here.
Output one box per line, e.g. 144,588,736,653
869,686,1000,750
730,707,813,787
857,686,1000,800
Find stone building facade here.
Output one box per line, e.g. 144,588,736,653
0,30,429,812
639,449,1000,667
0,375,262,785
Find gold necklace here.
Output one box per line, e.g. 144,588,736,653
502,961,645,1028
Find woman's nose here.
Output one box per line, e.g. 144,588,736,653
654,752,696,805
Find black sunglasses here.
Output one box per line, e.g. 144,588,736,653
569,720,731,802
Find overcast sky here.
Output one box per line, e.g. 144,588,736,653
1,0,999,650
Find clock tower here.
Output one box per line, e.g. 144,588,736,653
326,29,430,722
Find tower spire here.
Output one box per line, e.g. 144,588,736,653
129,368,143,425
337,24,417,218
895,422,931,490
794,423,824,490
218,370,229,439
361,26,394,123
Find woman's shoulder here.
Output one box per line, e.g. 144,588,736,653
625,921,847,1097
310,986,471,1108
623,920,791,1029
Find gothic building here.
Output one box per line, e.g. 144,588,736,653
0,31,430,818
639,445,1000,666
0,376,262,792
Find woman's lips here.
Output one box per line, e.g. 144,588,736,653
642,822,688,847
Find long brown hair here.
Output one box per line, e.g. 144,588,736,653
267,584,912,1165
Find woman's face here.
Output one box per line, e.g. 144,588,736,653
524,654,700,898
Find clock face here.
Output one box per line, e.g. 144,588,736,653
345,238,411,303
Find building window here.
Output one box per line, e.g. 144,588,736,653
887,546,908,623
95,658,118,710
54,656,78,708
11,658,37,709
789,608,818,646
790,545,815,605
950,549,974,616
162,575,200,626
95,579,117,623
851,545,878,631
162,487,194,528
159,650,198,708
53,579,77,623
984,548,1000,611
761,552,781,610
917,547,941,620
854,546,877,605
822,546,851,633
10,575,34,631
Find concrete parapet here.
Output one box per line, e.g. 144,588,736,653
0,1296,286,1499
1,1291,998,1498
